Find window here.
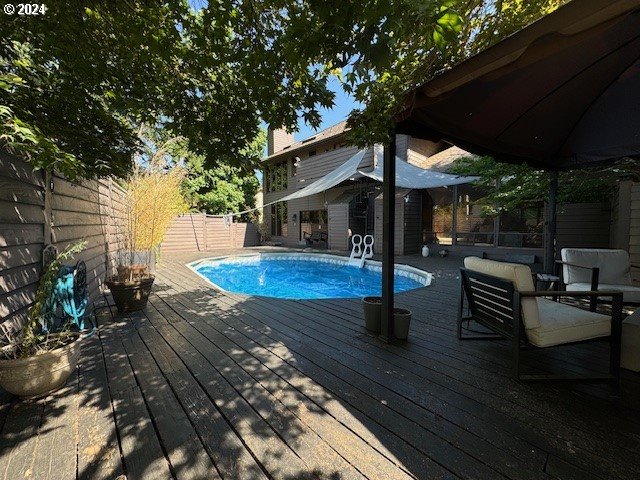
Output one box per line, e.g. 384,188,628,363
299,209,328,240
270,203,288,237
454,184,494,246
498,204,543,248
265,162,288,192
422,185,544,248
423,188,453,245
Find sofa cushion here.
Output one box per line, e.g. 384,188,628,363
463,257,540,328
527,299,611,347
561,248,631,285
566,282,640,303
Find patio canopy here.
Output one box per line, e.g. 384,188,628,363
359,156,477,188
277,148,476,203
395,0,640,170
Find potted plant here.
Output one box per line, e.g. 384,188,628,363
106,159,187,313
0,242,87,397
394,308,412,340
362,296,382,333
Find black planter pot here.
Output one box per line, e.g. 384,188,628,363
362,296,382,333
106,276,155,313
393,308,412,340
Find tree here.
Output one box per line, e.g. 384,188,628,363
139,124,264,216
0,1,332,178
449,155,638,215
1,1,566,179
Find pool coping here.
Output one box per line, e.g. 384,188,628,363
186,252,433,297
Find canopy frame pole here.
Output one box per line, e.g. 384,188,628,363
380,132,396,343
544,170,559,274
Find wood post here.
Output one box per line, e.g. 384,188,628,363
202,211,207,252
380,134,396,343
43,170,52,245
544,171,559,273
451,184,458,245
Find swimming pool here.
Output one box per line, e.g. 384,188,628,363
189,253,432,300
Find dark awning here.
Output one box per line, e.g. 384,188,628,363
395,0,640,170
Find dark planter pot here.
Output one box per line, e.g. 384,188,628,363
393,308,412,340
106,276,155,313
0,333,81,398
362,296,382,333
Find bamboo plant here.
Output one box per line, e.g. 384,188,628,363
112,152,188,281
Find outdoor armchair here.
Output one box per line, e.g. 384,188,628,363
458,257,623,388
559,248,640,310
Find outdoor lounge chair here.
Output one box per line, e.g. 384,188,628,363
559,248,640,311
458,257,623,387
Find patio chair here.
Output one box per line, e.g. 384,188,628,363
559,248,640,311
458,257,623,387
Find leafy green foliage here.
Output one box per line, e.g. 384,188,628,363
184,158,261,216
450,155,637,215
140,125,264,216
343,0,567,145
1,0,566,179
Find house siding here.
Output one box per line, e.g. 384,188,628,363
374,190,409,256
328,202,350,251
262,133,415,252
403,190,422,254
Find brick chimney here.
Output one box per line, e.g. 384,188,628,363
267,128,294,155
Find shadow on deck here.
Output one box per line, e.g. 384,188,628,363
1,251,639,480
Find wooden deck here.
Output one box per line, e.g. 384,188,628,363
1,249,640,480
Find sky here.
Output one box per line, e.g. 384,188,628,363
257,76,360,180
294,76,361,141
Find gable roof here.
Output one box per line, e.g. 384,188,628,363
411,146,477,173
263,120,349,162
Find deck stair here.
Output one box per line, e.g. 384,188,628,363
348,234,374,268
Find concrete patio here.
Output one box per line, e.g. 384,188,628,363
1,249,639,480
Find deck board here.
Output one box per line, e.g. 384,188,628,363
1,249,640,480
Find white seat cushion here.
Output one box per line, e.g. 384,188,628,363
464,257,540,328
561,248,632,285
527,299,611,347
566,282,640,303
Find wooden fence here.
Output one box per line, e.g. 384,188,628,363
160,214,259,253
1,152,126,330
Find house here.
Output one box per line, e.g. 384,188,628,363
261,121,617,259
262,122,446,253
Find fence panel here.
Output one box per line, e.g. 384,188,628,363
161,214,258,253
1,151,126,329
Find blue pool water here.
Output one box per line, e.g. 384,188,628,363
194,257,425,299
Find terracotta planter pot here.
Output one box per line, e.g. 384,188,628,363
106,276,155,313
393,308,412,340
0,333,81,398
362,296,382,333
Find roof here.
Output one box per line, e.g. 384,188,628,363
263,120,349,162
411,146,477,173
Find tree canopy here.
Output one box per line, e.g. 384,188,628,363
1,0,566,179
450,156,638,215
139,124,264,216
